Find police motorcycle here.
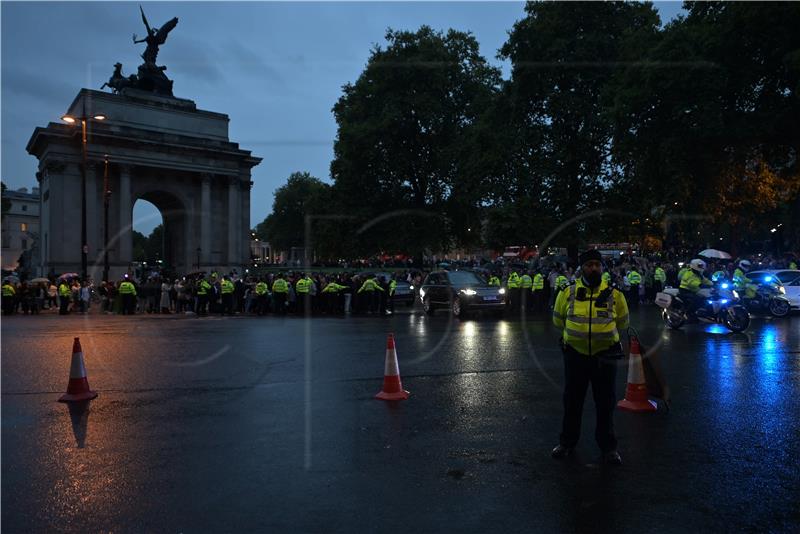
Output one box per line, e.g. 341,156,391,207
737,274,791,318
656,280,750,333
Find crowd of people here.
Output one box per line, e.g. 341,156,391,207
1,252,796,318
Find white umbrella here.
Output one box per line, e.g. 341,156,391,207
698,249,732,260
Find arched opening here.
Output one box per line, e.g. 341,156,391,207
131,191,187,277
132,199,164,266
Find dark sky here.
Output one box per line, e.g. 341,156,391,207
1,1,683,235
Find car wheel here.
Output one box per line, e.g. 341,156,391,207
453,296,463,318
423,297,435,316
769,298,790,317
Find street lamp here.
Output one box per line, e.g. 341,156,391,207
61,109,106,281
196,247,201,270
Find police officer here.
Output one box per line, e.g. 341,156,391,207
520,271,533,312
552,249,629,465
679,259,712,318
654,263,667,293
271,273,289,314
626,267,641,309
506,270,521,312
196,275,211,316
357,274,384,314
295,273,311,315
118,275,137,315
254,279,269,315
220,275,235,316
532,271,545,313
2,279,16,315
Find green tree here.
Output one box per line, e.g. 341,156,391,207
331,26,501,258
500,1,661,257
610,2,800,252
254,172,333,255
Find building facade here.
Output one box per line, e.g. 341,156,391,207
1,186,40,272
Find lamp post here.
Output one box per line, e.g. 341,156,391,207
196,247,201,270
62,107,106,281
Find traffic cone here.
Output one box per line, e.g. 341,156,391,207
58,337,98,403
617,336,656,412
375,333,409,401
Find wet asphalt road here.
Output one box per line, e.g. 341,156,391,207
2,306,799,533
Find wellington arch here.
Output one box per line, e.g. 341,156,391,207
26,88,261,280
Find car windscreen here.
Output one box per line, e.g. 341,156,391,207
447,271,484,286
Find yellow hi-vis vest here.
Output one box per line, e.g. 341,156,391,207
553,279,629,356
118,281,136,295
272,279,289,293
221,280,234,294
532,273,544,290
520,274,532,289
255,282,268,295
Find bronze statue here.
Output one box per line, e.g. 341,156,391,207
101,63,138,94
132,5,178,66
101,6,179,96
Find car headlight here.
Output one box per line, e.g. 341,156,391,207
732,290,739,298
419,289,425,298
461,289,477,296
498,288,506,295
779,286,786,294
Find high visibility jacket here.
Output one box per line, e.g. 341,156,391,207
118,281,137,295
533,273,544,290
654,268,666,283
2,283,15,297
733,268,751,290
488,276,501,286
322,282,347,293
358,279,383,293
679,270,711,293
677,268,689,282
196,280,211,296
520,274,532,289
59,283,71,297
555,275,568,290
790,262,797,270
507,273,521,289
627,271,642,285
220,280,234,294
553,279,629,356
295,278,310,294
601,272,611,284
272,279,289,293
255,282,268,295
389,280,397,296
711,270,726,282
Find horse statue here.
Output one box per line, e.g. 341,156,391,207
101,63,138,94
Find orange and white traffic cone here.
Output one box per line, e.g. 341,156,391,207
58,337,98,403
617,336,656,412
375,333,409,401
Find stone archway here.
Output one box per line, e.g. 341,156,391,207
27,89,261,280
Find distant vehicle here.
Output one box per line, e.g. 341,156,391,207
747,270,800,310
501,246,538,261
419,270,506,318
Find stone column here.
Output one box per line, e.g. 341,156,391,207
85,162,99,276
240,175,252,266
228,176,239,268
118,165,132,268
200,173,211,265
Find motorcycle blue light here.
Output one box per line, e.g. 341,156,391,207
721,283,729,289
720,299,728,304
707,300,713,305
764,276,773,282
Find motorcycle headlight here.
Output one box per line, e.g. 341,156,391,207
419,289,425,298
409,285,414,291
732,290,739,299
779,286,786,294
461,289,477,296
498,288,506,295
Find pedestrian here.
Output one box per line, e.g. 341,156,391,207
196,275,211,316
160,279,172,314
552,249,629,465
220,275,234,316
2,279,16,315
79,281,91,313
58,279,71,315
271,273,289,314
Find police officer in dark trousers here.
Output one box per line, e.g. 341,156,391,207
551,250,629,465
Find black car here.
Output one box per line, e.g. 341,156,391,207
419,270,506,318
